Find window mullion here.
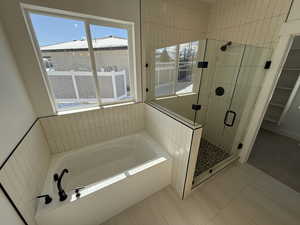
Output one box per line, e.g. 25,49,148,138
174,44,180,95
84,22,102,106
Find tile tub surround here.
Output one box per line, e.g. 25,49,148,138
0,103,201,225
0,121,51,225
40,103,201,198
40,103,145,154
144,104,199,197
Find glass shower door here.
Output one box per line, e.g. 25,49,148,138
222,45,273,154
194,40,245,177
194,41,272,178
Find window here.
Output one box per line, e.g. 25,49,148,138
154,45,177,96
154,41,199,97
26,10,135,112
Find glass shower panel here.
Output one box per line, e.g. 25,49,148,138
150,40,206,123
222,46,273,155
194,40,245,177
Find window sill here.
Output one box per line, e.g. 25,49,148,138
155,92,197,101
57,101,136,116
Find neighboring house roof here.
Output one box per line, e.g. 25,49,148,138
41,36,128,51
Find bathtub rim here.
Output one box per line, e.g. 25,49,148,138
36,131,171,214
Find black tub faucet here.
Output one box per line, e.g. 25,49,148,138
54,168,69,201
37,194,52,204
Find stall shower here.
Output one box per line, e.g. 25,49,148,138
146,39,272,185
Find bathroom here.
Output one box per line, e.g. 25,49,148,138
1,0,300,225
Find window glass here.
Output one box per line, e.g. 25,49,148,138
29,12,136,112
154,41,199,97
154,45,177,97
176,41,199,94
30,13,98,111
90,24,133,104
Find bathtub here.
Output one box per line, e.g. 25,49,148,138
36,132,172,225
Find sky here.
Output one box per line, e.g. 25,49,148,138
30,13,128,46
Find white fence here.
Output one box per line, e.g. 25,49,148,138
154,62,193,96
47,70,127,104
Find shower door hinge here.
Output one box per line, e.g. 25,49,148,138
264,60,272,69
192,104,201,111
197,61,208,68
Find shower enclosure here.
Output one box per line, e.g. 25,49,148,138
145,39,272,185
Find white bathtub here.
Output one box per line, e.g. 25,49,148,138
36,132,172,225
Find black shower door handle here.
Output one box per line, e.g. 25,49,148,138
224,110,236,127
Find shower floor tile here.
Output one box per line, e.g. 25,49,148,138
194,139,230,177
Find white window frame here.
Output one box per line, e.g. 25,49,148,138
21,4,139,114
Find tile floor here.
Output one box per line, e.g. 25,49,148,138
249,129,300,192
101,163,300,225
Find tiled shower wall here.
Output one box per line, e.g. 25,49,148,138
142,0,210,100
40,103,144,153
207,0,293,48
142,0,209,49
206,0,293,152
142,0,293,54
144,0,293,155
0,122,51,225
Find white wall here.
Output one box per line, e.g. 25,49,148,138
0,0,141,116
0,190,24,225
286,1,300,138
0,20,36,166
287,0,300,22
261,35,300,140
207,0,292,48
0,19,51,225
262,82,300,141
0,122,51,225
142,0,210,50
